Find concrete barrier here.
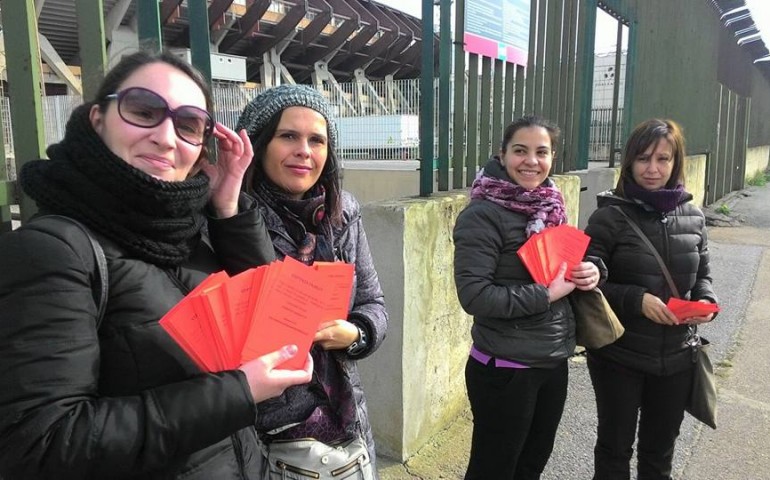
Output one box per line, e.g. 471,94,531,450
685,154,707,207
745,146,770,182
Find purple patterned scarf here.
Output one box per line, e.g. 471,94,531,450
471,159,567,237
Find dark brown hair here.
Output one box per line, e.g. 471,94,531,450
616,118,686,197
93,50,214,167
500,115,561,155
242,110,343,226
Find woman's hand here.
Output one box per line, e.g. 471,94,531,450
570,261,600,291
548,262,576,302
201,124,254,219
683,300,716,325
641,292,679,325
314,319,359,350
238,345,313,403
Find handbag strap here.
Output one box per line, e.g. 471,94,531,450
611,206,703,349
32,215,109,329
612,205,680,299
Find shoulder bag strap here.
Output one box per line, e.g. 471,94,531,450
34,215,109,329
611,205,680,299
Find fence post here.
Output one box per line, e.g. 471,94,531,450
466,54,480,185
437,0,451,191
452,0,467,189
608,19,624,167
76,0,107,103
575,0,597,170
420,0,435,196
189,0,213,85
4,0,46,223
0,103,10,232
137,0,162,51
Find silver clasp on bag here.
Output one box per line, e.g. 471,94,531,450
686,325,702,362
685,325,701,347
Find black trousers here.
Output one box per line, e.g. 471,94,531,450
464,356,568,480
587,354,693,480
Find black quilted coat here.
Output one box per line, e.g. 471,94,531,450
453,182,578,368
0,202,274,480
584,191,717,375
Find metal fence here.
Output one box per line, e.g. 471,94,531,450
588,107,624,163
3,77,618,178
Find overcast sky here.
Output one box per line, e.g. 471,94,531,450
374,0,770,57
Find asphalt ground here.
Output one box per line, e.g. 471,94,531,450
378,183,770,480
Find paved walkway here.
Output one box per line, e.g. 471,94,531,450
377,183,770,479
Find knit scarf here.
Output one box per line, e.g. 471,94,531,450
253,180,333,264
623,179,686,213
471,157,567,237
252,179,352,442
20,104,209,267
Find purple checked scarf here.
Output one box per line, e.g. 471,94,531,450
471,159,567,237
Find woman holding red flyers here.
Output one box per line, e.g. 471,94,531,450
0,50,311,480
236,84,387,478
584,118,718,480
453,115,603,479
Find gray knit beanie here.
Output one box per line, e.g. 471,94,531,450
236,84,338,147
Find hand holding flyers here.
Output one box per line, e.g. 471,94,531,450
517,224,591,286
667,298,720,324
159,257,354,372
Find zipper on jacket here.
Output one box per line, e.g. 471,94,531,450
333,212,361,262
164,267,191,295
660,212,671,376
232,433,248,479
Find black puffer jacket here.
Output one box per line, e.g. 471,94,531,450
453,169,576,368
584,191,717,375
0,202,273,480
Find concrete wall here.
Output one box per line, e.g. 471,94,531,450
341,168,421,204
745,146,770,182
357,175,582,461
574,167,619,229
358,193,471,461
685,154,708,207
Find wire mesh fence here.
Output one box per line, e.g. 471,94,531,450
2,78,619,179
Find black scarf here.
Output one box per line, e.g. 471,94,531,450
20,104,210,267
253,180,334,263
623,179,686,213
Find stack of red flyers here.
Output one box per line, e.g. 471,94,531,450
160,256,354,371
667,298,721,324
517,224,591,286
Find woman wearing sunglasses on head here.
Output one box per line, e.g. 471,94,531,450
0,50,313,480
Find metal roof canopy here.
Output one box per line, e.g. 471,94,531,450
34,0,432,84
